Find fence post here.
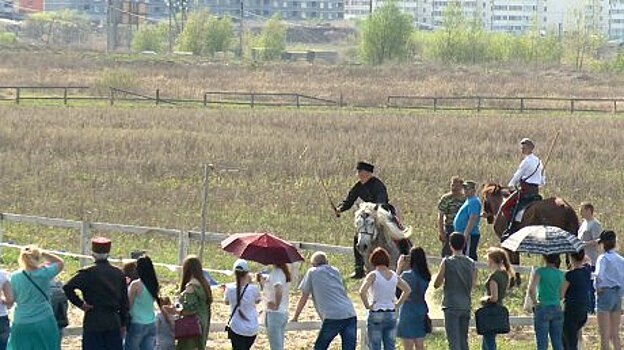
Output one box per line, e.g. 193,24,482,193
433,98,437,112
109,88,115,106
63,88,68,105
387,96,391,107
0,214,4,259
339,93,343,108
80,221,91,268
250,93,255,108
15,87,19,105
477,97,482,112
614,100,617,114
178,230,189,268
155,89,160,106
296,94,300,109
570,99,575,113
203,93,208,107
520,98,524,113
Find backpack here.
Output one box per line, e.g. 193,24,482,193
49,279,69,328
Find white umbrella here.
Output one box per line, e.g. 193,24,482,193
501,225,584,255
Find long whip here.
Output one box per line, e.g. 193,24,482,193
542,129,561,173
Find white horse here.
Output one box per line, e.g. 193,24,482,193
354,202,412,271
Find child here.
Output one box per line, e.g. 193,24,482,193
155,297,175,350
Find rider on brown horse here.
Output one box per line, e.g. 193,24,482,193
501,138,545,238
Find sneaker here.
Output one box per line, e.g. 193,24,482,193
349,270,365,279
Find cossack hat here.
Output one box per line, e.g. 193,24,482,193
91,237,112,254
356,161,375,173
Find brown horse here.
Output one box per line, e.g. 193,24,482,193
481,182,580,284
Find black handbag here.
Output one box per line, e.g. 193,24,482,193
475,303,510,335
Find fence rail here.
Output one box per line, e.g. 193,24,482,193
3,85,622,114
0,212,533,273
387,95,624,114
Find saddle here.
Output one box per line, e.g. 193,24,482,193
500,191,542,242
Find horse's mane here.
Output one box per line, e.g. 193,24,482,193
354,202,412,241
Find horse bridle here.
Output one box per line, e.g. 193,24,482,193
357,213,377,239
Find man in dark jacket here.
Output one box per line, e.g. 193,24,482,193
63,237,129,350
336,161,408,279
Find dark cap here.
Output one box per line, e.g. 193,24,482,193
520,138,535,147
92,237,112,254
462,180,478,191
356,161,374,173
598,230,616,243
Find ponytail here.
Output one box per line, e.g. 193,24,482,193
487,247,515,287
235,270,249,321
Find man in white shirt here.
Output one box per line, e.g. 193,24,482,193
501,138,545,230
508,138,545,194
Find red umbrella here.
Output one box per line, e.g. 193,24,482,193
221,232,304,265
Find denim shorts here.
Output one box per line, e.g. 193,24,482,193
596,287,622,313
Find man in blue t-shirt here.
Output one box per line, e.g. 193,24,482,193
454,180,482,261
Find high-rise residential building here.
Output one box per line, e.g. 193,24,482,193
202,0,344,21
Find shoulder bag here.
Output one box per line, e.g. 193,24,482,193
225,284,249,339
475,302,510,335
174,282,205,340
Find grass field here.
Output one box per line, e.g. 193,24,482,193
0,104,623,349
1,50,624,349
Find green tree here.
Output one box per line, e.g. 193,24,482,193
131,23,167,53
564,7,605,70
258,14,287,60
177,9,233,56
206,15,234,55
432,0,465,62
359,2,413,65
24,10,90,45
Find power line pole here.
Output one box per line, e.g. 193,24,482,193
106,0,112,52
239,0,244,58
168,0,173,52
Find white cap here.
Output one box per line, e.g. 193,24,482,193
233,259,249,272
519,138,535,147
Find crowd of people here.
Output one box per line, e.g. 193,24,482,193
0,228,620,350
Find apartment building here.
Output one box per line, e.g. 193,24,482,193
202,0,344,20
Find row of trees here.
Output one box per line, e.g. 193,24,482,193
359,1,605,69
132,10,286,60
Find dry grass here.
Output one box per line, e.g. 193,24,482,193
1,106,624,245
2,49,624,106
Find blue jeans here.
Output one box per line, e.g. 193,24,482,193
0,316,9,350
464,235,480,261
314,317,357,350
482,333,496,350
125,322,156,350
367,311,397,350
266,311,287,350
534,305,563,350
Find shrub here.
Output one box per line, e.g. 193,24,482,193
94,69,139,95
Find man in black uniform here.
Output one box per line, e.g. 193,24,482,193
63,237,129,350
336,161,409,279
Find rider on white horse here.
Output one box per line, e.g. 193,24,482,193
335,161,409,279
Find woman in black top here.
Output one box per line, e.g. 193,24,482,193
560,249,592,350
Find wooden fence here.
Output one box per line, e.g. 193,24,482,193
2,85,624,114
387,95,624,114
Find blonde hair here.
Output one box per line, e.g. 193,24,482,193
19,245,42,270
486,247,515,285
